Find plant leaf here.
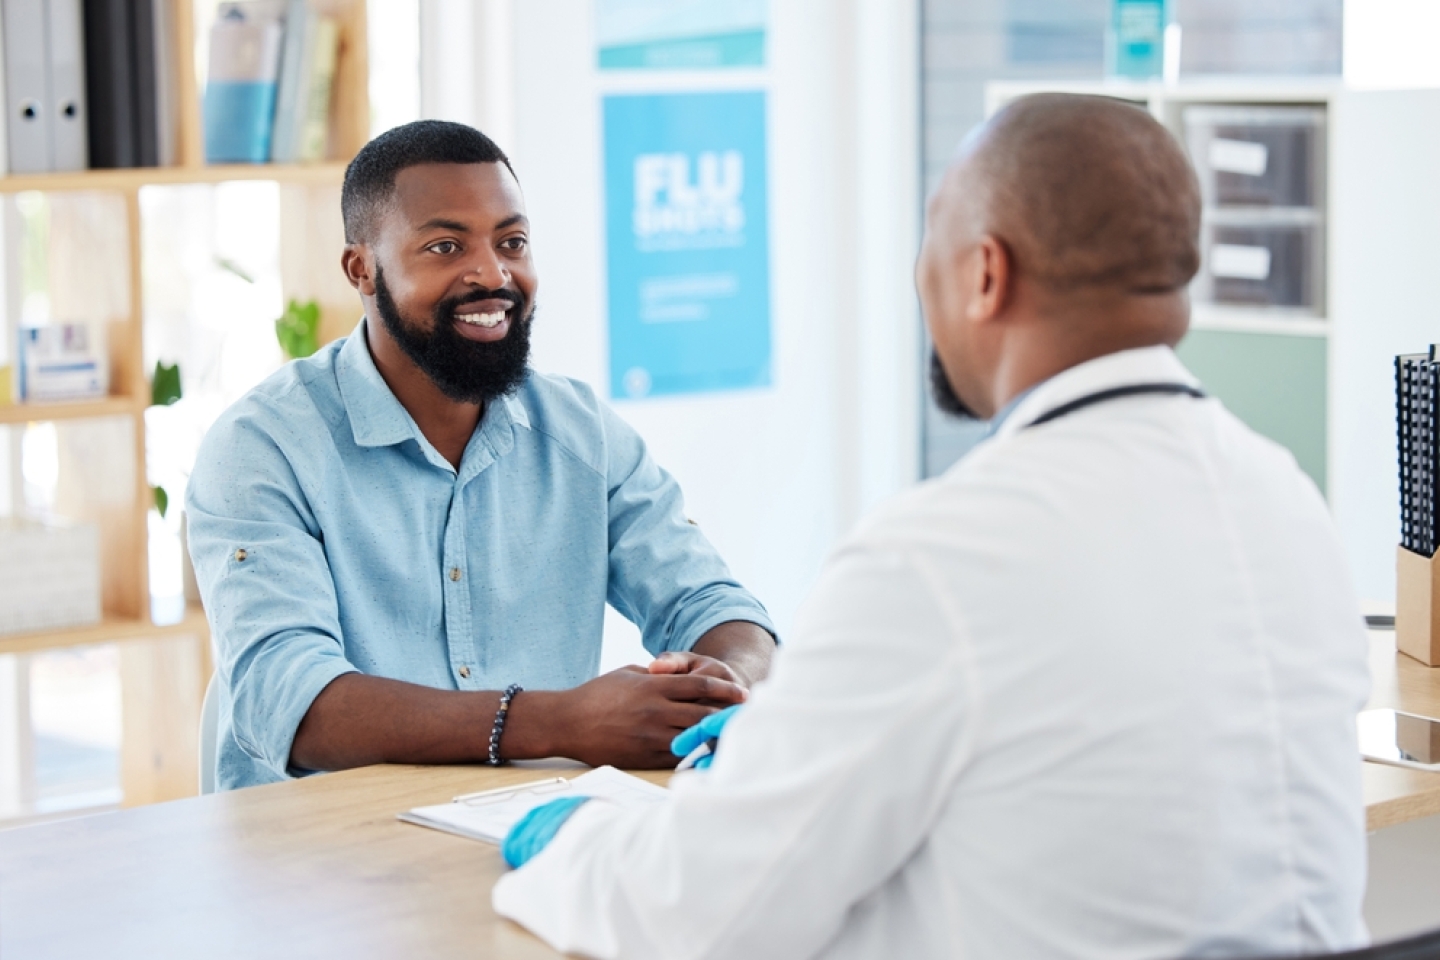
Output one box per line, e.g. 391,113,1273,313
216,257,256,284
151,361,182,406
153,485,169,518
275,298,322,360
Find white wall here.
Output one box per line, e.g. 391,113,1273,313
420,0,922,661
1345,1,1440,90
1331,88,1440,606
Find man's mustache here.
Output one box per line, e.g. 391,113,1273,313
445,287,523,311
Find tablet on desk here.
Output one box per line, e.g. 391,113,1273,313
1359,708,1440,772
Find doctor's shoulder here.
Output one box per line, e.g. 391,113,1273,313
839,460,1024,560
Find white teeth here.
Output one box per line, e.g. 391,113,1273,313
457,310,507,328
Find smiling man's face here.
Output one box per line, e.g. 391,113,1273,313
355,161,538,404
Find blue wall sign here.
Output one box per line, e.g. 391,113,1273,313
596,0,767,70
602,91,772,399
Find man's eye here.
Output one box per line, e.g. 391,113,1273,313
429,241,459,255
501,237,528,251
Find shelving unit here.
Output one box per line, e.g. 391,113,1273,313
985,78,1340,495
0,0,369,813
0,395,144,426
0,161,352,194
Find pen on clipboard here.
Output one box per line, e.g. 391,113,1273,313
675,739,716,772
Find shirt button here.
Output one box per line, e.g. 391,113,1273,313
448,567,461,582
458,665,471,679
234,549,248,562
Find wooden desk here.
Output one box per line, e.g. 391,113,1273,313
3,634,1438,958
0,762,663,960
1365,629,1440,830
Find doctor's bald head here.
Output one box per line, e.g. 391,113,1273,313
919,93,1202,420
950,93,1200,293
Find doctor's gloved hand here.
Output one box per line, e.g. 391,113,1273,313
671,704,742,770
502,796,591,869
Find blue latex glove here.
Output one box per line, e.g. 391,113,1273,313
671,704,742,770
502,796,591,869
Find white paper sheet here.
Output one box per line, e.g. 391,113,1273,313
398,766,668,844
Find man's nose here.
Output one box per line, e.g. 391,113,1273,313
462,247,510,289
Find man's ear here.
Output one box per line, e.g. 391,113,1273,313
965,234,1013,323
341,244,376,296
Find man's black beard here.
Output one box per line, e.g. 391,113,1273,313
373,265,533,404
929,348,981,420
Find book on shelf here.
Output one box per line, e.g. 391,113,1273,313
81,0,136,168
16,322,108,402
297,17,339,162
204,2,286,164
271,2,339,164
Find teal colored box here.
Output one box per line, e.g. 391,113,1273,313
205,82,278,163
1109,0,1167,79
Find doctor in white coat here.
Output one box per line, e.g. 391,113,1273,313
492,93,1370,960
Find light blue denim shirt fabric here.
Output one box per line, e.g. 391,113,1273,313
984,385,1038,438
186,321,774,790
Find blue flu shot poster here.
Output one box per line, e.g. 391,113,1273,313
602,91,772,399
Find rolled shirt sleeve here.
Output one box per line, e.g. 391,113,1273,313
186,404,358,780
599,401,776,654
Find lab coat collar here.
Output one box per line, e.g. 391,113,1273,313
989,345,1201,442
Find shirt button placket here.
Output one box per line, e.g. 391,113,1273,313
443,486,477,690
445,563,467,685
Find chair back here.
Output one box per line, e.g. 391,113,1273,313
198,673,220,794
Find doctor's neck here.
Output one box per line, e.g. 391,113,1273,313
986,283,1191,415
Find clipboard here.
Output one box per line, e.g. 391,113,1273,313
397,765,668,844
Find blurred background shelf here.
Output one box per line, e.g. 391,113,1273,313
0,606,207,657
0,396,144,425
0,0,371,822
0,162,349,195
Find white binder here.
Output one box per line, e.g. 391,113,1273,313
46,0,86,171
1,0,47,173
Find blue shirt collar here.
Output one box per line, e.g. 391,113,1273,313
334,319,531,471
984,384,1039,438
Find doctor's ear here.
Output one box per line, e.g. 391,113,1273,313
341,244,377,296
964,235,1013,323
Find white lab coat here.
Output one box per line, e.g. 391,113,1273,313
493,346,1371,960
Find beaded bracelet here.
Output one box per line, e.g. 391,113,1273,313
486,683,523,766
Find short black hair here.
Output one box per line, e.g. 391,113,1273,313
341,120,516,243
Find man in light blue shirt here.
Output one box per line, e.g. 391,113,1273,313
187,121,776,790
